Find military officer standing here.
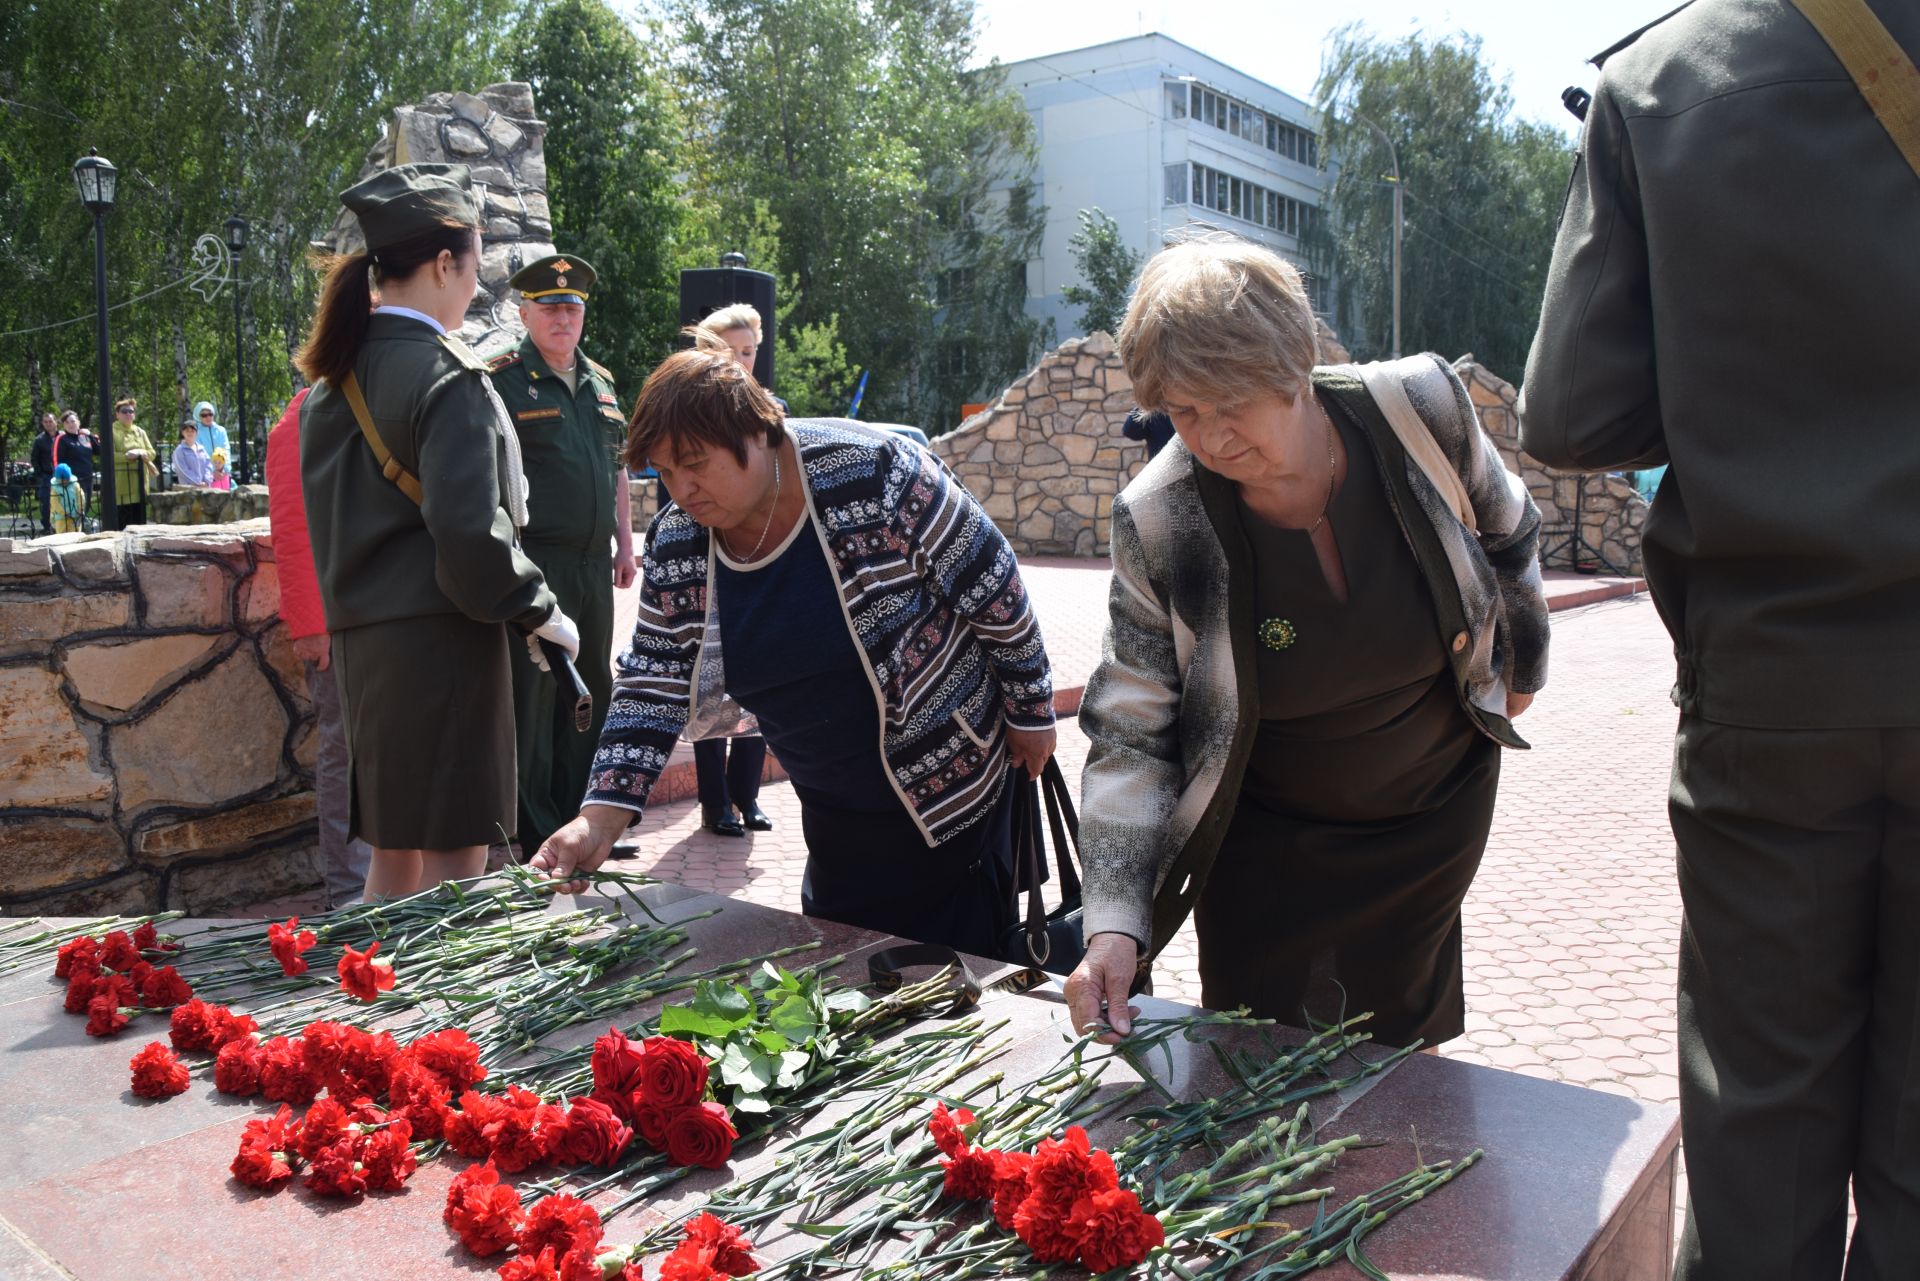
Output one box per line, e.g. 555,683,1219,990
488,254,636,855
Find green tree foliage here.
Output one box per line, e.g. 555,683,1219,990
670,0,1048,431
518,0,688,381
1061,208,1143,339
1310,27,1571,381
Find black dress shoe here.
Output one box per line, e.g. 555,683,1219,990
740,802,773,832
701,806,745,837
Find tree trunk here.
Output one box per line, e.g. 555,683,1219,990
25,347,44,420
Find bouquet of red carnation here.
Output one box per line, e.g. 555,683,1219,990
927,1105,1164,1273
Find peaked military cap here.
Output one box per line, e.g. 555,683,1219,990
340,163,480,253
510,253,596,305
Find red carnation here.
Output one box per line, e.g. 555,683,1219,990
126,959,155,990
658,1241,732,1281
940,1145,998,1200
129,1041,191,1098
54,935,98,979
1026,1126,1117,1207
63,970,99,1014
1069,1187,1165,1273
408,1027,488,1093
297,1097,355,1161
85,994,130,1037
498,1087,570,1173
361,1118,417,1191
139,964,194,1008
333,1026,404,1098
132,920,160,952
99,930,140,972
990,1150,1034,1230
631,1101,672,1150
300,1019,354,1074
929,1100,976,1157
214,1035,263,1095
681,1212,758,1276
589,1026,647,1097
169,998,215,1050
553,1096,633,1169
337,940,395,1001
388,1059,452,1141
231,1105,301,1189
268,917,318,976
445,1090,506,1158
257,1037,320,1105
305,1136,368,1198
638,1037,709,1109
444,1160,525,1257
664,1102,737,1170
517,1193,603,1261
499,1247,565,1281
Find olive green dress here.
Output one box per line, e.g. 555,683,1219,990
1194,407,1500,1048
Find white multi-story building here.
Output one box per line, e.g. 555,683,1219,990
998,34,1337,341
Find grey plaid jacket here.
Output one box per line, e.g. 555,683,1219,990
1079,355,1550,953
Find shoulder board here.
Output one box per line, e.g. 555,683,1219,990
486,350,523,373
584,356,614,383
1590,1,1695,67
437,333,491,373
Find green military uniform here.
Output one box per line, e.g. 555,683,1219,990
301,163,558,851
1520,4,1920,1275
488,253,628,854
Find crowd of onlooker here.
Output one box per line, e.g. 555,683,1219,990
16,398,242,534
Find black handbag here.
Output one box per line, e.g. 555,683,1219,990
997,757,1086,976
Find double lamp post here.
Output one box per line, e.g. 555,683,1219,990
72,150,252,531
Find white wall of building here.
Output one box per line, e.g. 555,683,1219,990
1000,34,1335,343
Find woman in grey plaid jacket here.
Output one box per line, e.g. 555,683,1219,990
1065,239,1550,1049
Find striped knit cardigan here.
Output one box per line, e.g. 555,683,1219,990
586,419,1056,845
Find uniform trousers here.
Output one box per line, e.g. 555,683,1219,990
509,542,614,855
1671,716,1920,1281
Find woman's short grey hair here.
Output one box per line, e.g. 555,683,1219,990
697,303,764,342
1117,236,1319,410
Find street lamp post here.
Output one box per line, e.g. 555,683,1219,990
1347,110,1403,361
225,215,249,484
72,151,119,530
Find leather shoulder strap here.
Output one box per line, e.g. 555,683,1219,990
1791,0,1920,178
340,373,423,507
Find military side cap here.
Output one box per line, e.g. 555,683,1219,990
510,253,596,304
340,163,480,253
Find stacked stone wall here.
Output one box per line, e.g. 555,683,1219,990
1455,359,1647,575
929,334,1146,557
0,523,322,917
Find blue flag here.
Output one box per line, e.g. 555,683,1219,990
847,369,869,420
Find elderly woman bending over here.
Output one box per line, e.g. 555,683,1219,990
1065,238,1549,1049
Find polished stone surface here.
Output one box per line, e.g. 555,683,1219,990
0,887,1676,1279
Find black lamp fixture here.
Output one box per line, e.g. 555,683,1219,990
224,214,248,253
73,150,120,529
225,214,251,484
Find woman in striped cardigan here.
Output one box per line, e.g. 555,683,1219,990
534,340,1058,954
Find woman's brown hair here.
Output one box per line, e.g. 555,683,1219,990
295,221,477,386
623,329,786,471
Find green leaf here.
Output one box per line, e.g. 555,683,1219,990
719,1041,776,1093
769,993,821,1043
658,1005,741,1041
732,1093,773,1114
754,1029,792,1055
825,989,871,1014
692,979,754,1026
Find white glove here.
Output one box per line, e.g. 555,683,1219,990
527,608,581,672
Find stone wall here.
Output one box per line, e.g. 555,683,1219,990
930,334,1145,557
319,81,552,359
0,523,323,917
1456,359,1647,575
148,486,271,527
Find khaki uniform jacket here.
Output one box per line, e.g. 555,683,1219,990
1519,0,1920,728
299,314,556,634
486,339,626,552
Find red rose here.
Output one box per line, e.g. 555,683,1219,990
54,935,98,979
1069,1187,1165,1273
214,1035,263,1095
631,1101,672,1150
929,1100,976,1157
129,1041,191,1098
304,1136,368,1198
63,970,99,1015
85,994,130,1037
268,917,317,976
940,1146,998,1200
664,1102,737,1170
517,1193,603,1261
408,1027,488,1093
231,1105,300,1189
337,940,395,1001
681,1211,759,1276
444,1159,525,1257
638,1037,709,1109
588,1084,634,1126
589,1026,647,1097
990,1150,1033,1230
499,1247,565,1281
139,964,194,1008
553,1096,633,1169
257,1037,320,1105
99,930,140,972
360,1118,417,1191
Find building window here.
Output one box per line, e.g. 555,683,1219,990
1165,83,1187,119
935,266,975,307
1163,163,1188,206
939,341,973,379
1187,162,1315,240
1181,81,1319,165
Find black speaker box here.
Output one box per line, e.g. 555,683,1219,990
678,266,777,389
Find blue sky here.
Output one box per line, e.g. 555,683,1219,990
969,0,1684,134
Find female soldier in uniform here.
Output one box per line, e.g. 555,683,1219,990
296,163,579,899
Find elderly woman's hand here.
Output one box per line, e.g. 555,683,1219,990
1065,932,1142,1044
1005,724,1057,777
531,805,630,894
